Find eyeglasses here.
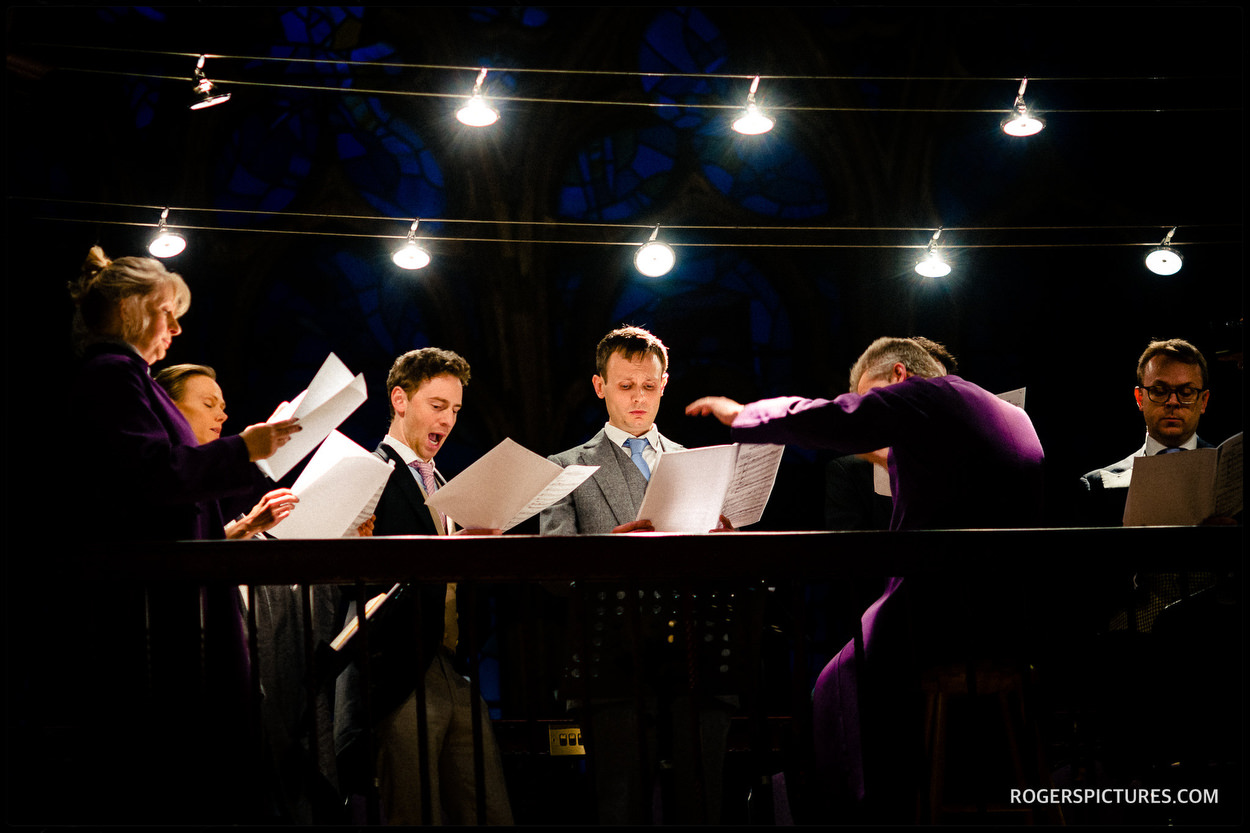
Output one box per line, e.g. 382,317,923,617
1138,384,1207,405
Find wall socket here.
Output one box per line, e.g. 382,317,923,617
547,725,586,756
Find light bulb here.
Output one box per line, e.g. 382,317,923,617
456,93,498,127
634,240,676,277
914,251,951,278
190,55,230,110
732,103,774,135
393,241,431,270
1001,110,1044,137
148,231,186,258
1145,246,1182,276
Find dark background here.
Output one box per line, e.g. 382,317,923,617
5,5,1243,534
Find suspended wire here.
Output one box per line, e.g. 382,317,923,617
32,42,1239,84
19,196,1234,238
29,215,1234,250
39,65,1237,113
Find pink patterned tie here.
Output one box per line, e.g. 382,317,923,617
411,459,447,533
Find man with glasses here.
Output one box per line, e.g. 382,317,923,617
1079,338,1212,526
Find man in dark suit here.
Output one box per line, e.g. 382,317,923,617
335,348,512,825
540,326,736,824
1080,338,1214,527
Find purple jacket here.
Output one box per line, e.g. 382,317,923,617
77,343,264,541
732,375,1045,529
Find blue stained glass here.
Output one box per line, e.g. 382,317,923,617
697,134,829,219
334,94,445,220
126,80,160,130
212,100,317,218
521,8,549,27
281,6,362,45
467,6,549,27
606,248,793,394
336,132,366,160
273,7,397,89
559,126,677,221
95,7,166,23
639,8,730,132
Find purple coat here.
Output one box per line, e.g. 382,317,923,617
731,376,1046,818
77,343,263,541
731,375,1045,530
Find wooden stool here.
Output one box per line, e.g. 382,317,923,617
919,661,1061,824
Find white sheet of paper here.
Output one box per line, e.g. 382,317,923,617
1123,432,1243,525
1212,432,1243,518
269,430,394,539
257,353,368,481
635,444,739,533
718,443,785,528
997,387,1027,410
873,462,892,497
424,437,599,531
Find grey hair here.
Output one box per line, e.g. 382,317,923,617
848,337,946,392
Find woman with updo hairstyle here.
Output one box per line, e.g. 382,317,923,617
69,246,300,539
62,246,301,824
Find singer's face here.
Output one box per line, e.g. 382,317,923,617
593,350,668,437
391,373,463,460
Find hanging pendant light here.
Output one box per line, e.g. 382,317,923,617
392,219,431,269
456,68,499,127
914,228,951,277
148,208,186,258
634,226,676,277
1000,77,1044,137
1145,227,1183,275
732,76,774,135
190,55,231,110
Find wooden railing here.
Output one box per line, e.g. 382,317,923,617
14,527,1242,825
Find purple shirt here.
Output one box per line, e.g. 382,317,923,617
732,375,1045,529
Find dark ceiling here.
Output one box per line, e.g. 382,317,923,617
5,5,1244,529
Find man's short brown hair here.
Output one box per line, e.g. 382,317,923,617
1136,338,1208,388
385,348,471,419
595,326,669,378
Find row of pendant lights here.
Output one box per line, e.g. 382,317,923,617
166,61,1164,277
913,226,1182,277
146,211,1186,278
189,56,1045,138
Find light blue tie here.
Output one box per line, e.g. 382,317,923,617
624,437,651,481
1156,447,1183,455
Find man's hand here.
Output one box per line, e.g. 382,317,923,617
612,519,655,534
453,528,504,536
685,396,744,426
710,514,736,533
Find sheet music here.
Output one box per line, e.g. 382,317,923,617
424,437,599,531
268,431,394,539
1123,433,1243,525
635,444,738,532
718,443,785,528
257,353,368,481
1213,432,1243,519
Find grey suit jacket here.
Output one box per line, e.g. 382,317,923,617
540,428,684,534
